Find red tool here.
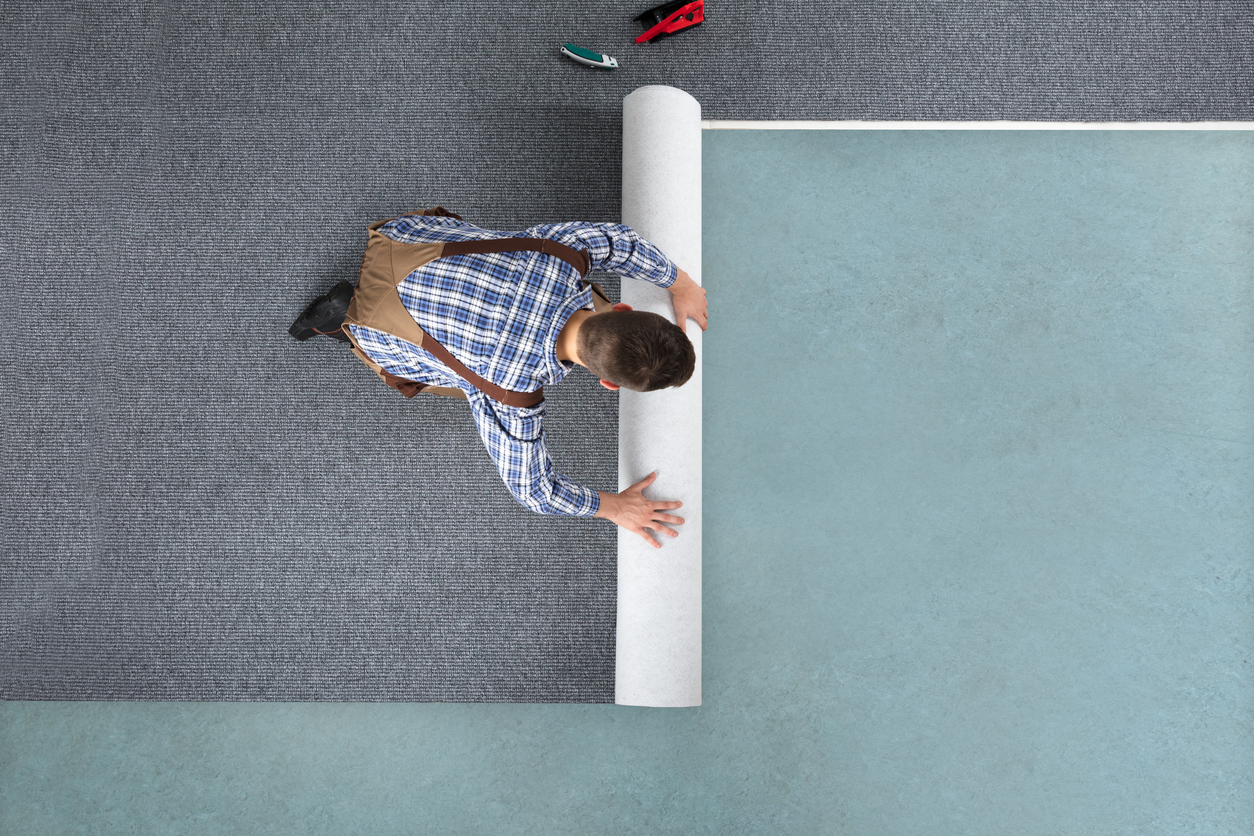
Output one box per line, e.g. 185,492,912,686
634,0,705,44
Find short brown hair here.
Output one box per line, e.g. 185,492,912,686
577,310,695,391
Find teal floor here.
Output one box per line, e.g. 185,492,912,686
3,130,1251,834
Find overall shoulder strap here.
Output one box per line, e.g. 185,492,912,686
417,330,544,408
441,237,590,277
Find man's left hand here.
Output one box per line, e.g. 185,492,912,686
669,268,707,334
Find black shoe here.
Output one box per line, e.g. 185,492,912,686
290,280,354,342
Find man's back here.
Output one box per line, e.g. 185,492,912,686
346,214,678,397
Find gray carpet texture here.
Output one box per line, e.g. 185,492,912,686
2,1,1250,702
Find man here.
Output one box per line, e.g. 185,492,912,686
290,209,708,548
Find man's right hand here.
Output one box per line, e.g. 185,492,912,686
669,268,708,334
596,472,685,549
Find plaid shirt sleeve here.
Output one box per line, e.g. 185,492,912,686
346,326,601,517
522,222,679,287
465,391,602,517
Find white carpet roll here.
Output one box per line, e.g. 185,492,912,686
616,85,703,708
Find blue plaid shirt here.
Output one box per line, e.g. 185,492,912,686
347,214,678,516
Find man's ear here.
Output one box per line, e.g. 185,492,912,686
599,379,621,391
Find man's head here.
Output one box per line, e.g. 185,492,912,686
577,304,695,392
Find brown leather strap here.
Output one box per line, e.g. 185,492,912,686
415,327,545,408
441,238,591,277
422,206,463,221
381,368,425,398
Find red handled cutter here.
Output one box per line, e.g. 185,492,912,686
635,0,705,44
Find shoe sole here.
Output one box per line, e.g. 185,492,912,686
289,280,355,341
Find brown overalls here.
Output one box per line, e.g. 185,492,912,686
342,209,612,407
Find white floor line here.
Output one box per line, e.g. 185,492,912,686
702,120,1253,131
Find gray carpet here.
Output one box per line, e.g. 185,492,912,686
2,1,1250,702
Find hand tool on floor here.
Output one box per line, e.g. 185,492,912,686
634,0,705,44
560,43,620,69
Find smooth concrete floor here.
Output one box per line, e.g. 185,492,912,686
2,130,1251,834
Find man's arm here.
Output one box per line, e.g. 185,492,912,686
466,392,600,517
466,392,686,546
526,222,709,333
527,222,677,287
